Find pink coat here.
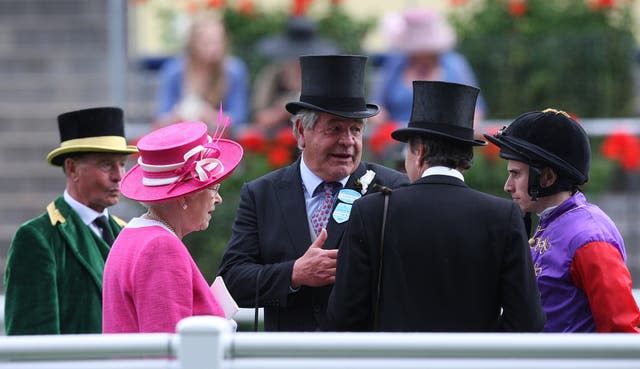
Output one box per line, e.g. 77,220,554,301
102,220,224,333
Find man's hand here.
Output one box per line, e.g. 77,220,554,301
291,229,338,288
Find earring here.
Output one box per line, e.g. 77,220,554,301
183,203,188,210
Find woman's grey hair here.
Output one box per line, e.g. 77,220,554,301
290,109,367,150
409,135,473,171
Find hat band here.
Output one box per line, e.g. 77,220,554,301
138,144,225,191
409,121,474,140
299,95,366,111
60,135,128,148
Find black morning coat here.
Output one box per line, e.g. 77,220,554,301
327,174,546,332
218,158,408,331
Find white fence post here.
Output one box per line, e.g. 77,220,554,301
176,316,230,369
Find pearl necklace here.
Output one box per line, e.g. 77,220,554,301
143,211,178,236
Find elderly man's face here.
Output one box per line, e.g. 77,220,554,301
66,153,127,212
298,112,363,182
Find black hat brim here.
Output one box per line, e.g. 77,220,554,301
484,133,587,183
393,127,487,146
286,101,380,119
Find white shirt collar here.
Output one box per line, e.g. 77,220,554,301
538,205,559,219
63,189,109,226
421,166,465,182
300,154,349,197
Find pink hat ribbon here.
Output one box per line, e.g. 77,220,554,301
138,137,225,193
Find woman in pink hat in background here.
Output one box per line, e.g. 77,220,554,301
371,7,487,125
102,120,243,333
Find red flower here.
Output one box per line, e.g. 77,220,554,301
589,0,615,9
274,126,297,148
206,0,225,8
480,125,502,162
291,0,313,16
368,121,400,156
601,130,640,172
268,145,294,168
237,127,268,153
508,0,527,17
237,0,255,16
449,0,468,5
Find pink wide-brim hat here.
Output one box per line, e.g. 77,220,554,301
120,121,243,203
383,8,456,55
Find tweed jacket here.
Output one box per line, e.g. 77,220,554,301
218,158,408,331
4,196,125,335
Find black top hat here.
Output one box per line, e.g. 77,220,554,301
285,55,380,119
483,109,590,184
257,17,339,59
391,81,486,146
47,106,137,166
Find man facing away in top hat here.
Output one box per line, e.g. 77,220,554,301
327,81,545,332
218,55,408,331
4,107,137,335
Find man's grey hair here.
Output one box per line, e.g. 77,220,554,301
290,109,367,150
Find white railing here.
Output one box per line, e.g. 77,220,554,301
2,315,640,369
2,290,639,334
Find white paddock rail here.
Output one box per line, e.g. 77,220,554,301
2,316,640,369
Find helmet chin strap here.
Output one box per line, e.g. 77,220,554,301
528,165,575,201
527,166,542,201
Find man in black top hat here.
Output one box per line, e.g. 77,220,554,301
327,81,544,332
218,55,408,331
4,107,137,335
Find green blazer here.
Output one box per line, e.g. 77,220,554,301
4,196,125,335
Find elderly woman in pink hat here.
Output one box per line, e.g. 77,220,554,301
102,121,243,333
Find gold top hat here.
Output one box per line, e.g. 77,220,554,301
47,107,138,166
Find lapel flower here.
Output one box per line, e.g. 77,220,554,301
356,169,376,195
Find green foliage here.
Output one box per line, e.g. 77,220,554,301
450,0,636,118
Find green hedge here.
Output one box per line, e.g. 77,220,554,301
450,0,636,118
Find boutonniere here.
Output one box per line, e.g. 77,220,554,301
356,169,376,195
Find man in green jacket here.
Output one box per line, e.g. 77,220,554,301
4,107,137,335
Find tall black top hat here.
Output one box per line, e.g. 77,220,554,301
391,81,486,146
483,109,590,184
285,55,380,119
257,17,339,59
47,106,137,166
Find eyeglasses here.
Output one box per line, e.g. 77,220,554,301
208,184,221,194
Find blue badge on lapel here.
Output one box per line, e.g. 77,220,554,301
337,189,361,204
332,202,352,223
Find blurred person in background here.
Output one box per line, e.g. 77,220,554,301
218,55,407,331
4,107,137,335
102,120,243,333
370,7,486,126
485,109,640,333
250,16,338,138
155,11,249,133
